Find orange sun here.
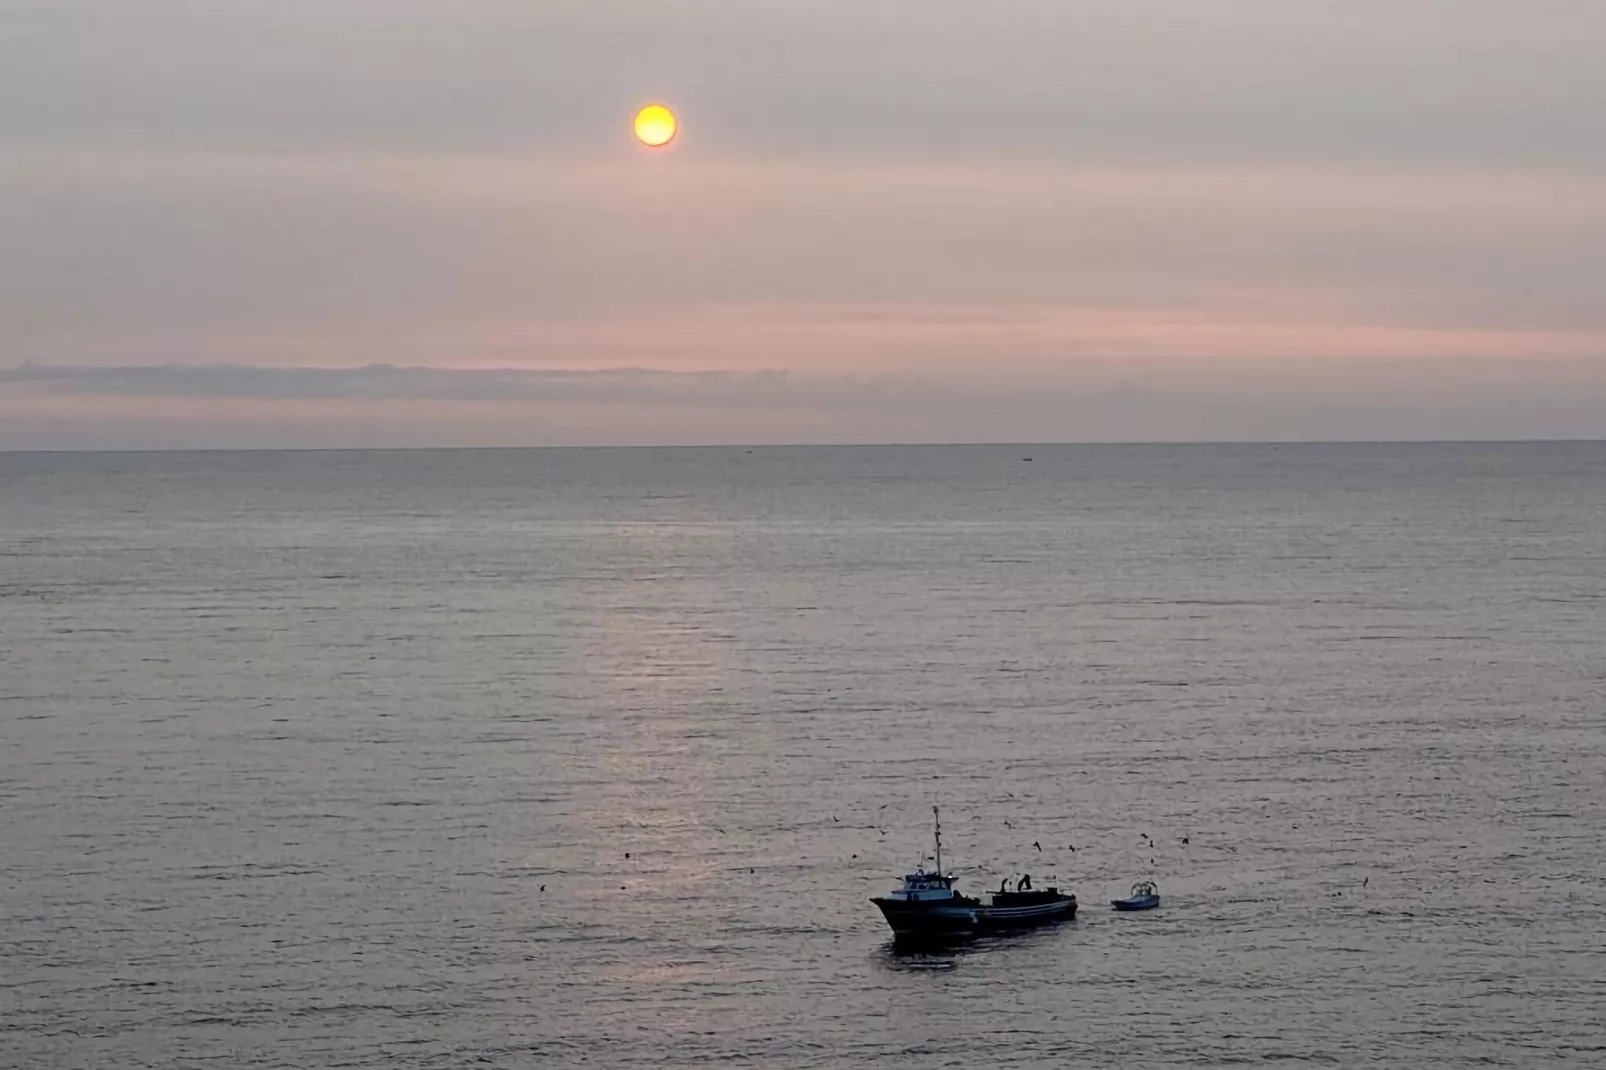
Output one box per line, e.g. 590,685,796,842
633,103,678,148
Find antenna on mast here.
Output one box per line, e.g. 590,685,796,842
933,805,943,876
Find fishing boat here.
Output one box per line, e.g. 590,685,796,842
1111,880,1160,911
870,807,1076,940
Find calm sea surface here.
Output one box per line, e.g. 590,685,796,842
3,443,1604,1068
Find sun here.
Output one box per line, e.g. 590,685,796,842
633,103,677,148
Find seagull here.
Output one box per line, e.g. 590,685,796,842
1033,841,1042,852
1181,836,1190,845
1067,844,1076,852
624,852,630,859
539,885,546,892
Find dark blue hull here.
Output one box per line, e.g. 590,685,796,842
871,897,980,938
873,892,1076,939
1111,895,1160,911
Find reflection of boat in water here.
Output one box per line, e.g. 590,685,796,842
1112,880,1160,911
870,807,1076,941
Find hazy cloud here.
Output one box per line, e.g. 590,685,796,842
5,355,1604,451
8,1,1606,168
4,1,1606,446
0,361,816,404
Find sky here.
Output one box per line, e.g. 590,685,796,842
4,0,1605,448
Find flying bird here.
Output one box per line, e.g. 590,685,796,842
1033,841,1042,852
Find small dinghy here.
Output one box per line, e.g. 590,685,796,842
1111,880,1160,911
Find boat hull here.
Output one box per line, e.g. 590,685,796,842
978,895,1078,929
872,894,1076,938
1111,895,1160,911
871,898,981,938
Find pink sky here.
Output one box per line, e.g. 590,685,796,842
4,1,1606,446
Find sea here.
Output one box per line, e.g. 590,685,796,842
3,442,1604,1069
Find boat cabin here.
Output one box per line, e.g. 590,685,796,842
885,870,957,902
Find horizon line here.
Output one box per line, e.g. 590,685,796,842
4,437,1604,456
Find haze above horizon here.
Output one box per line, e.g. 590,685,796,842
4,1,1605,448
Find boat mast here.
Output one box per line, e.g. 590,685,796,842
933,805,943,876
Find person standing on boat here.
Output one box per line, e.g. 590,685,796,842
1018,874,1032,891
